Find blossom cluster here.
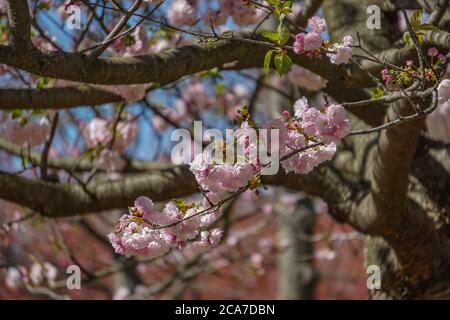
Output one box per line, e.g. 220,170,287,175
293,16,354,65
109,97,351,257
108,196,223,257
82,116,137,152
5,262,58,289
220,0,264,26
165,0,263,27
381,48,446,92
0,115,50,147
81,115,138,172
151,80,226,132
190,121,261,193
274,98,350,174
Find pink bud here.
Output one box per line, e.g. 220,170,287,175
427,47,439,57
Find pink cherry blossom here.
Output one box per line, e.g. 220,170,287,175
303,32,323,51
151,103,185,132
3,117,50,147
82,118,111,148
308,16,327,33
316,104,352,143
113,287,130,300
192,228,223,251
109,196,223,257
293,96,310,118
220,0,263,26
167,0,199,26
327,35,354,65
220,85,250,119
82,116,138,152
190,122,259,193
427,47,439,57
181,80,216,113
5,268,22,289
293,33,306,54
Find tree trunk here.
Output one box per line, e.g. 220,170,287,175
277,195,316,299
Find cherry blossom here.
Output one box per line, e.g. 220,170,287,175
2,117,50,147
293,33,306,54
192,229,224,252
427,47,439,57
167,0,199,26
5,268,22,289
293,16,327,54
327,35,354,65
181,80,216,113
82,116,138,152
108,196,223,257
219,0,264,26
303,32,323,51
308,16,328,33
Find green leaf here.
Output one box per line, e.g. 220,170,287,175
261,30,280,43
36,77,52,89
419,23,439,31
10,109,23,120
277,22,290,46
274,53,292,75
206,67,220,78
282,0,293,13
266,0,279,6
264,50,275,74
411,9,424,30
403,32,413,48
417,33,424,45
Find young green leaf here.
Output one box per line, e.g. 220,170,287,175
264,50,275,74
274,53,292,75
261,30,281,43
277,22,290,46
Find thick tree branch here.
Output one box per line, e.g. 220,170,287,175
0,86,123,110
357,99,449,283
0,164,358,221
